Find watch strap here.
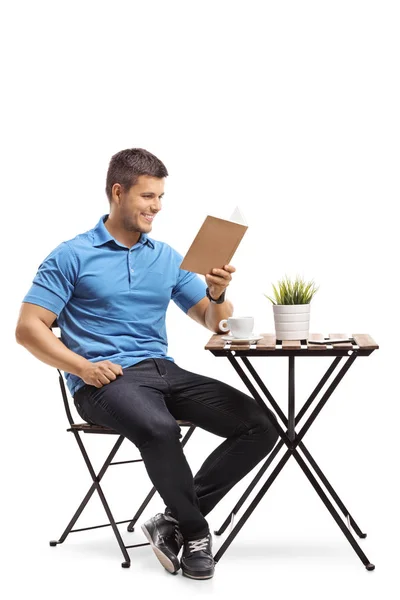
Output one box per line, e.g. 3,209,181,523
206,287,226,304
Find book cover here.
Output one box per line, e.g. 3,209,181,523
180,210,248,275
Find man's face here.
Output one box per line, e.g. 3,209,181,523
117,174,165,233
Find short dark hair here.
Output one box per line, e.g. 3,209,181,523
105,148,168,201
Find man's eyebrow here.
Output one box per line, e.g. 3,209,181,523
141,192,164,197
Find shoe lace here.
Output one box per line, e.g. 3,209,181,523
188,536,209,553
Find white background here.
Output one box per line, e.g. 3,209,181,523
2,1,399,598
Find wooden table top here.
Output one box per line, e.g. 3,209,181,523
205,333,379,357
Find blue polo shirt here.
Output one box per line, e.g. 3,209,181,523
23,215,207,397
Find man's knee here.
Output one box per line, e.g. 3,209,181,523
248,411,279,451
138,419,181,449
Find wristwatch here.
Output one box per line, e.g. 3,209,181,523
206,287,226,304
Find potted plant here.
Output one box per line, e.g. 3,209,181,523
264,275,319,341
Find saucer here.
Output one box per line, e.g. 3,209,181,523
222,333,262,344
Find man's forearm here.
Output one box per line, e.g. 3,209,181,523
16,320,89,377
204,299,234,333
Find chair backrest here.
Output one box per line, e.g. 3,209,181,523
51,319,76,427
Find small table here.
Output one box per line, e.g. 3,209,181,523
205,333,379,570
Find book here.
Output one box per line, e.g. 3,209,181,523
180,207,248,275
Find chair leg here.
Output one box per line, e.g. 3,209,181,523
50,432,131,568
51,434,124,544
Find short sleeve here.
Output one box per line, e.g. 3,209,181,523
23,242,78,316
171,251,207,314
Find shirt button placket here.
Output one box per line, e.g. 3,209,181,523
128,250,134,288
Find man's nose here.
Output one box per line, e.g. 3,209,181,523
151,198,162,212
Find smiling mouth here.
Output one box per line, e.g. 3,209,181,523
141,213,155,223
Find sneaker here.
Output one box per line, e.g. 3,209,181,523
141,513,183,574
181,533,215,580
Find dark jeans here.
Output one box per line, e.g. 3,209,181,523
74,358,278,541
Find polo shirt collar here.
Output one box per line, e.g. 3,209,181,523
92,215,154,249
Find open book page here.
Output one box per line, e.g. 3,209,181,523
229,206,247,226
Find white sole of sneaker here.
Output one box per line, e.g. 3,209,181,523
181,569,214,580
141,524,179,574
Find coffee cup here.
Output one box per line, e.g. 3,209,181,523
219,316,254,338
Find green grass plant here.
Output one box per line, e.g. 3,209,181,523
264,274,319,305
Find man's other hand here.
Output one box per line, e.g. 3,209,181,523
79,360,124,388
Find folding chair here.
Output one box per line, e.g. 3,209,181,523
48,324,196,568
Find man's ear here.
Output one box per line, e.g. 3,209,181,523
111,183,123,205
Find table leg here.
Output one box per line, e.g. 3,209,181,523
214,443,375,570
214,450,292,563
245,353,367,537
298,442,366,538
214,439,284,536
214,435,366,541
214,352,371,566
288,356,295,442
291,450,374,570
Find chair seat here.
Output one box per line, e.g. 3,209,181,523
68,420,193,434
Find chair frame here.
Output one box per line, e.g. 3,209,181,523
49,363,195,568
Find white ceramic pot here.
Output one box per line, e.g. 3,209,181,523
273,304,310,341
